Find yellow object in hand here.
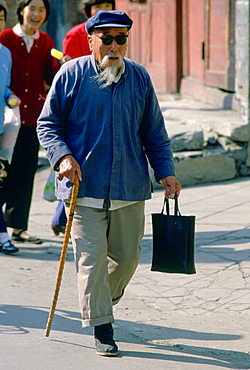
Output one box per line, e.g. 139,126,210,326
8,98,17,106
51,48,64,60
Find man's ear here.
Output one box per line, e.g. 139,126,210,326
88,35,93,51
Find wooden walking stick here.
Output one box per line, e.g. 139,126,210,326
45,174,79,337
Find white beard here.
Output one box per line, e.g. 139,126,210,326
94,53,123,88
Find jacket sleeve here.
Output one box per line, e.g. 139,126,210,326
37,67,72,170
4,48,12,104
139,76,175,182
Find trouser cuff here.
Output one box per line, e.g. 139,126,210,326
81,314,114,328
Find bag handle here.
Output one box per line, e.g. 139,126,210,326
161,193,181,216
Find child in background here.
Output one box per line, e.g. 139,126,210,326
0,0,20,254
63,0,115,59
0,0,59,245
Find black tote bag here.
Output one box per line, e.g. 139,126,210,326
151,194,196,274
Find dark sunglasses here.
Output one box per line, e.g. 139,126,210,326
95,34,128,45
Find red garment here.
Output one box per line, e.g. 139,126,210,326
63,22,91,59
0,28,59,126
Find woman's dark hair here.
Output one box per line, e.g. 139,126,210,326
0,0,8,21
78,0,115,19
16,0,51,25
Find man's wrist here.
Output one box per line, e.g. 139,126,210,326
55,155,68,171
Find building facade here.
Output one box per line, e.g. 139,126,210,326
4,0,250,123
117,0,249,122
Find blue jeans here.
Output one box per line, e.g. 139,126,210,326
52,200,67,226
0,179,7,233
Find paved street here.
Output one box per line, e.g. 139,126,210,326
1,164,250,369
1,97,250,370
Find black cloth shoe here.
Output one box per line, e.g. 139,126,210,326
51,224,65,236
12,230,42,244
0,240,19,254
94,323,118,357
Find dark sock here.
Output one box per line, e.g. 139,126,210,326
94,323,113,339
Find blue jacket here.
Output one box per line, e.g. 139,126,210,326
37,54,175,201
0,44,12,134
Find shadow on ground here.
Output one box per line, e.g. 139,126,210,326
0,304,249,368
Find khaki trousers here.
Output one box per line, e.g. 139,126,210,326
65,201,145,328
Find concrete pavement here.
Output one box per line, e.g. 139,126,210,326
1,95,250,369
1,164,250,370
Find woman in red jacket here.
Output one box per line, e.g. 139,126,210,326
0,0,59,244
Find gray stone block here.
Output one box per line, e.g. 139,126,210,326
166,120,205,151
246,141,250,166
217,137,247,162
149,153,237,189
173,154,237,186
216,122,250,142
171,130,204,151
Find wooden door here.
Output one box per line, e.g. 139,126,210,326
182,0,235,92
204,0,235,91
117,0,182,93
182,0,205,84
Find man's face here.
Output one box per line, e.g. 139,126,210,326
0,10,6,36
88,27,128,65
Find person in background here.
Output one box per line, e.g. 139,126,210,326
51,0,116,236
0,0,21,254
62,0,115,59
37,11,181,356
51,200,67,236
0,0,59,245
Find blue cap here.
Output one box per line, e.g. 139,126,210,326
86,10,133,34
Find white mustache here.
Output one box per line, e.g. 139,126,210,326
100,53,122,68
